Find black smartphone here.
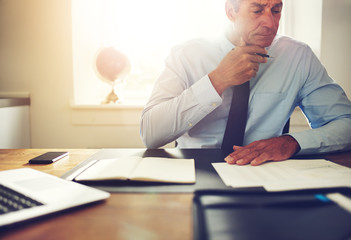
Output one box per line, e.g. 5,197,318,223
28,152,69,164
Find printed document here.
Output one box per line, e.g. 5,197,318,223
212,159,351,191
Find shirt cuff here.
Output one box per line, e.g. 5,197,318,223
191,75,223,112
288,131,316,155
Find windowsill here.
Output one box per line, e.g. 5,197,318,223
71,102,145,110
70,103,310,132
70,102,145,126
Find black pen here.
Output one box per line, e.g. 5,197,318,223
256,53,274,58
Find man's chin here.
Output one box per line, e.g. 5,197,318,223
251,36,276,48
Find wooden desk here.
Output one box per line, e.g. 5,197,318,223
0,149,192,240
0,149,350,240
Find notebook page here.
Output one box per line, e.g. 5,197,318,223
75,156,142,181
129,157,195,183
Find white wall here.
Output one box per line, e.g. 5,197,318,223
0,105,31,148
321,0,351,98
281,0,322,58
0,0,350,148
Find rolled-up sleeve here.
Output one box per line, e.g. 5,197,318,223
140,46,222,149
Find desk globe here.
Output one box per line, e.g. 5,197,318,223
95,47,131,104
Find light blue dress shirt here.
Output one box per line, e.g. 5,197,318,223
140,35,351,155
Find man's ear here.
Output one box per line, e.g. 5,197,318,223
225,1,236,22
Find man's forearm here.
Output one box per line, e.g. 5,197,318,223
140,75,222,149
289,117,351,155
140,98,191,149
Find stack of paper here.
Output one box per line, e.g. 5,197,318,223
212,159,351,191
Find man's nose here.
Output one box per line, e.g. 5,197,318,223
262,11,276,29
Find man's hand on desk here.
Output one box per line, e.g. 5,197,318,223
224,135,301,166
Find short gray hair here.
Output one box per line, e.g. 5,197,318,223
229,0,243,12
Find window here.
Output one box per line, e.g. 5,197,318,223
72,0,227,105
72,0,322,106
279,0,322,58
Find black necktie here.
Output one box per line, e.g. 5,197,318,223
221,81,250,154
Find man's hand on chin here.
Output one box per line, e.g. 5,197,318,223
224,135,301,166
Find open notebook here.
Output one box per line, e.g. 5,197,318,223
71,156,196,184
0,168,110,227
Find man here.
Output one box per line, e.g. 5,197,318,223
140,0,351,166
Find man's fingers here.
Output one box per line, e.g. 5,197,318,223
239,44,267,55
250,152,271,166
233,45,267,66
252,54,267,64
235,151,265,165
233,145,243,151
224,136,300,166
226,150,270,166
225,145,260,164
224,145,243,163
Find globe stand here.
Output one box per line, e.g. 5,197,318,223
102,88,119,104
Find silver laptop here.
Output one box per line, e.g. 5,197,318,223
0,168,110,227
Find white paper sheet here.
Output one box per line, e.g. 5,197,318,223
212,159,351,191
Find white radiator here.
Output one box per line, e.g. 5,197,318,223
0,98,31,148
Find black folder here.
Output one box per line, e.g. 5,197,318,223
193,189,351,240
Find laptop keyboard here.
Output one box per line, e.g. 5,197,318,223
0,184,43,215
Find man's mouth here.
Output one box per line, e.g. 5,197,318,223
255,28,277,37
